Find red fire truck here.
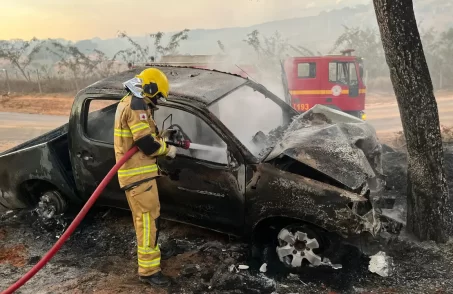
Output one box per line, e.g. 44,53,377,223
155,51,366,119
281,49,366,119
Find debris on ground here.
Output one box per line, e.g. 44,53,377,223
260,263,267,273
2,145,453,293
368,251,393,277
318,258,342,270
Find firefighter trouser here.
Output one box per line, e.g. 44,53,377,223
125,179,161,276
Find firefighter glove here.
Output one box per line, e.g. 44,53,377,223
166,145,177,159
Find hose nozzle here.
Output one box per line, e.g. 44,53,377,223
167,140,191,150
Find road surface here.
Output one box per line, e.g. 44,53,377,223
366,95,453,135
1,97,453,151
0,112,68,151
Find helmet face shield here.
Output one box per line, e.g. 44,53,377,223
123,77,144,98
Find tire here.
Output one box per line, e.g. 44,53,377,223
253,223,344,274
36,190,68,219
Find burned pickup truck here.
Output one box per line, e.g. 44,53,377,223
0,66,388,269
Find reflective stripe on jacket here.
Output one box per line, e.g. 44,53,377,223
114,94,169,188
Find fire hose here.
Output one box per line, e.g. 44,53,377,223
2,139,190,294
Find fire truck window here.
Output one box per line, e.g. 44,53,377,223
297,63,316,78
329,62,351,85
349,63,358,86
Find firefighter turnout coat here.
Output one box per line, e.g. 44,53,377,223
114,93,169,276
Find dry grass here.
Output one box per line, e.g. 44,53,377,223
385,125,453,150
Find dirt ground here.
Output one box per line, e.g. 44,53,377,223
2,148,453,293
2,92,453,293
0,94,74,116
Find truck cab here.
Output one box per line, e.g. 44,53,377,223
282,50,366,119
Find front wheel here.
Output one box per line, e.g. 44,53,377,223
276,224,326,268
252,223,343,273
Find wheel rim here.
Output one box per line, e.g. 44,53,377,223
276,227,322,268
37,191,67,219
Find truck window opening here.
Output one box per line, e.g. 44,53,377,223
85,99,119,144
208,85,287,157
328,62,358,86
153,106,228,165
297,62,316,78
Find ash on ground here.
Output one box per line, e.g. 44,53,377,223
1,146,453,293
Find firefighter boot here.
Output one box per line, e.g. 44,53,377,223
139,271,171,287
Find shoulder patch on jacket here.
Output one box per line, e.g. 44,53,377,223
130,96,148,111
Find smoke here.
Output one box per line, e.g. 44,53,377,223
208,85,284,157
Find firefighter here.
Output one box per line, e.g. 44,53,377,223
114,68,177,287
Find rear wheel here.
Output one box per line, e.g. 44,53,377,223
36,190,68,219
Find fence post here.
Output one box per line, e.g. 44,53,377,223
3,69,11,94
36,69,42,94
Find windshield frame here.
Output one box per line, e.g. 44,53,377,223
207,81,298,161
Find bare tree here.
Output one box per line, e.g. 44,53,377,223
161,29,190,56
46,40,95,91
149,32,165,60
91,49,124,78
244,30,314,60
0,38,42,82
118,29,190,64
244,30,263,58
373,0,450,242
435,28,453,89
117,31,150,63
217,41,227,54
330,26,387,78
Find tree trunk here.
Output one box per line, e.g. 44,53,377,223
13,61,30,82
373,0,450,242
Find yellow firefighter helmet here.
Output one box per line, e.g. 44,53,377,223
136,68,170,98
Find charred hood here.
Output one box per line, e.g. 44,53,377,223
265,105,383,191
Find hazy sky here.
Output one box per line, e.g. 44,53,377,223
0,0,367,41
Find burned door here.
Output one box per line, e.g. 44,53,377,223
71,97,127,209
153,105,245,234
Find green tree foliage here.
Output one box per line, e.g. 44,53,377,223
330,26,387,78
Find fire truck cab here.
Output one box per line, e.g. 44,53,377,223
282,49,366,119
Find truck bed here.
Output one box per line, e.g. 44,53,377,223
0,123,69,156
0,123,78,210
